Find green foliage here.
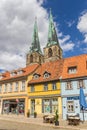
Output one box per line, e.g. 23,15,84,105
55,110,59,121
34,111,37,118
27,110,30,117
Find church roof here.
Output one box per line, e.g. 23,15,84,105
47,9,60,47
29,18,42,54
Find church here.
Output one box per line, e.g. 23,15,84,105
0,10,87,120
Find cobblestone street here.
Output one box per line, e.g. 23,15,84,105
0,115,87,130
0,120,67,130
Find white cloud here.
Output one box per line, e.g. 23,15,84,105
0,0,74,71
67,20,75,27
0,0,48,70
58,33,75,51
77,11,87,43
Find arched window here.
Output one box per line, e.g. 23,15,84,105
48,48,52,57
30,54,33,63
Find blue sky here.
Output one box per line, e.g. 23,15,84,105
43,0,87,57
0,0,87,71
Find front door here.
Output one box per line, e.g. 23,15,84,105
31,99,35,115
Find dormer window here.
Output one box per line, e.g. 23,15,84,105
10,71,17,77
33,73,40,79
0,75,3,79
68,66,77,74
17,70,24,75
43,71,51,78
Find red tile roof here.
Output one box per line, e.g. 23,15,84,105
28,59,64,84
62,54,87,79
0,64,39,81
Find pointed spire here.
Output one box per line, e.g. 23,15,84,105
47,9,59,47
29,17,42,54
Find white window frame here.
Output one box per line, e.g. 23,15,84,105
67,101,74,112
66,81,72,90
20,81,25,91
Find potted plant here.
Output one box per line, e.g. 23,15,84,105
54,110,59,126
27,110,30,117
34,111,37,118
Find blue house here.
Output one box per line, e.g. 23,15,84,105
61,54,87,121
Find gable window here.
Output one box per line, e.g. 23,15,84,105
44,84,48,91
67,101,74,112
68,66,77,74
52,83,57,90
66,81,72,90
30,85,35,92
48,48,52,57
78,80,84,88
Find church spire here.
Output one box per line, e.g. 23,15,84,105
29,17,42,54
47,9,59,47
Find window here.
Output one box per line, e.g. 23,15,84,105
52,83,57,90
30,54,33,63
44,84,48,91
30,85,35,92
0,75,3,79
52,98,58,113
10,72,17,77
0,85,2,93
17,70,23,75
68,66,77,74
78,80,84,88
33,73,40,79
43,99,50,113
43,72,50,78
20,81,25,91
67,101,74,112
66,81,72,90
9,83,12,92
4,84,7,93
48,48,52,57
14,82,18,92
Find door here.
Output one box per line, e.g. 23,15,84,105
31,99,35,115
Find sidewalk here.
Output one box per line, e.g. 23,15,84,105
0,114,87,130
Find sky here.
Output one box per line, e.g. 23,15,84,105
0,0,87,71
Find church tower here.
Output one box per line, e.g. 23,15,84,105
44,10,62,62
26,18,44,66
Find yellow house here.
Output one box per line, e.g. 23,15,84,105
28,60,63,118
0,64,39,116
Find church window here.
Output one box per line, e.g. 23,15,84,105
48,48,52,57
30,54,33,63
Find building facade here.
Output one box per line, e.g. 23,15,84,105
0,64,39,116
0,9,87,121
61,54,87,121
